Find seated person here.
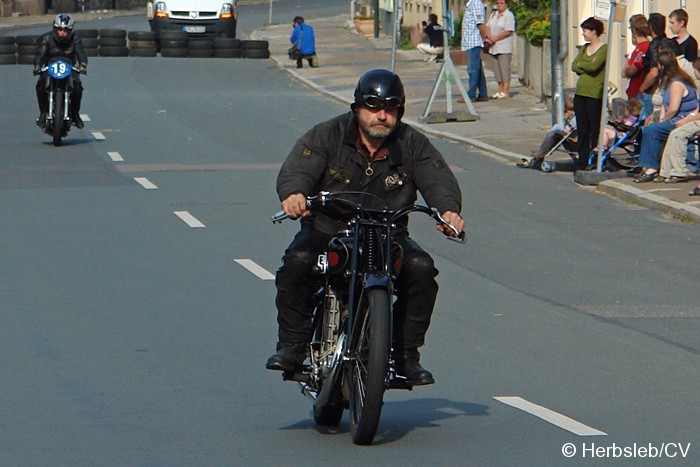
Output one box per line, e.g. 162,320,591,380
517,99,576,169
417,14,444,63
635,51,698,183
599,98,643,150
659,59,700,185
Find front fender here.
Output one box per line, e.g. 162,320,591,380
364,272,390,290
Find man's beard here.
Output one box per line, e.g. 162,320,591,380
362,120,396,139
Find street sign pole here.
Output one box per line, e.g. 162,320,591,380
595,0,618,172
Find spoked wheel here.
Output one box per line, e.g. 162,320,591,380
52,90,64,147
348,288,390,445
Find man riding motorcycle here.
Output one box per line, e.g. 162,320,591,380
33,13,87,129
266,69,465,386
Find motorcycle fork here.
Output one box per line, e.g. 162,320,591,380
345,223,395,369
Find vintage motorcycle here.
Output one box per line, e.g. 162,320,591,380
35,57,83,147
272,191,465,445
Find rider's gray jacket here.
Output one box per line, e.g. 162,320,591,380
277,111,462,235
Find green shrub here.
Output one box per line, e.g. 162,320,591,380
510,0,551,47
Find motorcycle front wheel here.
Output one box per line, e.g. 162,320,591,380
348,288,390,445
52,90,64,147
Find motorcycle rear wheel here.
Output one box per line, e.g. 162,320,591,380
348,288,390,445
52,90,64,147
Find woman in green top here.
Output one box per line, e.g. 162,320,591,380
572,17,607,170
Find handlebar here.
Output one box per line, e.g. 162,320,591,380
271,192,466,243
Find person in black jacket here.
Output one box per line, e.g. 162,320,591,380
33,13,88,129
266,69,465,386
417,14,444,62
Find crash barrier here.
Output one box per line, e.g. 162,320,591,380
0,29,270,64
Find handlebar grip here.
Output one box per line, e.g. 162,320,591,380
271,210,290,223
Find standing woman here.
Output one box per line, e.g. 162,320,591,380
571,17,607,170
485,0,515,99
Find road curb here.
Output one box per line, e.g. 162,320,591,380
597,180,700,223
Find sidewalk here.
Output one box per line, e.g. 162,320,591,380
252,14,700,225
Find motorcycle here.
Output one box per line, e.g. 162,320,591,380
35,57,84,147
272,191,465,445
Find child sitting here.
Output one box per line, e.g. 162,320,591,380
517,98,576,169
599,98,643,150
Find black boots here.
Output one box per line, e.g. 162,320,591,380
37,111,47,127
72,112,84,129
395,348,434,386
265,342,307,372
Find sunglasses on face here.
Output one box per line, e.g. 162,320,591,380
56,27,71,32
361,95,402,111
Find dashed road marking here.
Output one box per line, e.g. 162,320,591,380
81,114,91,122
174,211,205,228
234,259,275,280
92,132,106,140
134,177,157,190
108,151,124,162
494,396,607,436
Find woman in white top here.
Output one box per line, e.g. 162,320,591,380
485,0,515,99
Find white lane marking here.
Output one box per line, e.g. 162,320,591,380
81,114,91,122
92,132,106,140
134,177,158,190
234,259,276,280
174,211,205,228
108,151,124,162
494,396,607,436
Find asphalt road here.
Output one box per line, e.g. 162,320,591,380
2,1,700,464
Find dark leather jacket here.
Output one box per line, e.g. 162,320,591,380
277,112,462,235
34,31,88,68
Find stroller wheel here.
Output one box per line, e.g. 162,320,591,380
541,161,553,172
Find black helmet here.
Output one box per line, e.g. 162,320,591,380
52,13,74,42
352,68,405,119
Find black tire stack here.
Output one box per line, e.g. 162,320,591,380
159,30,188,58
76,29,99,57
214,38,241,58
241,40,270,59
99,29,128,57
188,39,215,58
128,31,157,57
16,35,41,65
0,36,16,65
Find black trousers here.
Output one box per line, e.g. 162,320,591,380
573,94,602,168
36,71,82,115
275,222,439,349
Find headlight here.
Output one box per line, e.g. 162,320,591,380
155,2,169,18
220,3,234,19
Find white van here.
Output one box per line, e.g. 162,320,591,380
147,0,238,40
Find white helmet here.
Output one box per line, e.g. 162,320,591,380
53,13,75,30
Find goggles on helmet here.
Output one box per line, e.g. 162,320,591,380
360,95,403,111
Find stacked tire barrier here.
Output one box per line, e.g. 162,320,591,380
241,40,270,59
0,33,269,62
214,38,241,58
16,35,40,64
76,29,99,57
98,29,128,57
159,30,188,58
128,31,157,57
0,36,16,65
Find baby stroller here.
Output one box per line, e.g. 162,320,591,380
539,127,578,172
585,119,643,172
